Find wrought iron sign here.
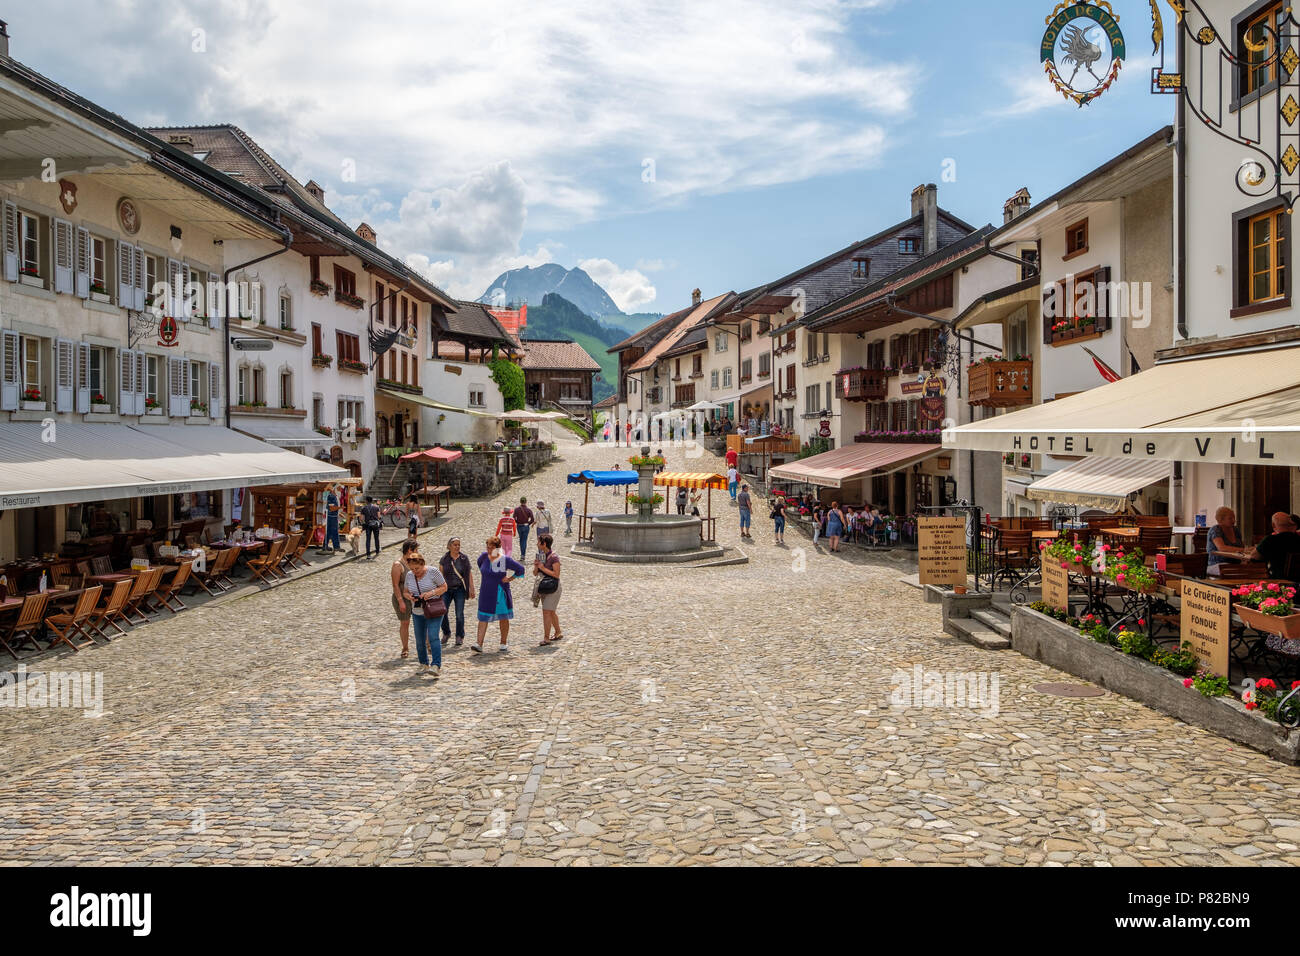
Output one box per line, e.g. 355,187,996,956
1041,1,1127,106
1152,0,1300,209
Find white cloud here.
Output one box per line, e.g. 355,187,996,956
576,258,657,312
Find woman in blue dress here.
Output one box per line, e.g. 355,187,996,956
826,500,846,553
473,535,526,654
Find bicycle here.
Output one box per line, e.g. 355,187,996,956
380,498,424,530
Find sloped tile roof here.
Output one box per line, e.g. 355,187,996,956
520,340,602,372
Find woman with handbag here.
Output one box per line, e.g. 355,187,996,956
402,552,448,676
439,537,475,646
534,533,563,646
473,536,525,654
390,538,419,658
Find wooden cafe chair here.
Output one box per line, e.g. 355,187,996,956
247,539,287,585
0,592,51,659
44,585,104,652
284,529,317,572
149,561,193,614
123,567,165,625
51,565,82,590
193,548,236,596
90,555,114,575
275,532,302,576
87,579,134,640
1216,562,1270,581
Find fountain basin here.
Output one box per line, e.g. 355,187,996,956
591,513,703,555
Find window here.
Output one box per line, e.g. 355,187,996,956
805,384,821,414
899,238,920,255
376,282,387,325
722,368,732,388
1244,206,1288,304
336,331,361,364
19,212,39,276
146,355,160,404
252,366,265,404
758,353,770,377
739,322,752,343
237,365,249,405
190,361,202,408
1064,218,1089,260
1238,2,1283,98
691,354,702,376
188,267,203,316
852,257,870,278
338,398,363,432
280,369,293,408
144,254,159,303
21,336,41,395
411,357,418,388
469,389,486,407
821,333,830,358
334,265,357,297
279,294,292,330
715,332,728,352
758,316,770,334
312,323,323,356
741,358,752,381
88,347,105,400
1020,248,1039,281
710,369,719,389
90,236,107,295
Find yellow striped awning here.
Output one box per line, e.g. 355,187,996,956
653,472,727,490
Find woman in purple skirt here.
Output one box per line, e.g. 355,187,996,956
472,535,526,654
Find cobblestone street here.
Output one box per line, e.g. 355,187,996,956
2,439,1299,866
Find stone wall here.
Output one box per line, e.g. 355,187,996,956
440,446,556,498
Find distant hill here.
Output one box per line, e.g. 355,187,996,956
480,264,622,321
521,293,621,403
606,311,665,336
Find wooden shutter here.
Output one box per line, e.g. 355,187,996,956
135,352,146,415
1042,285,1055,344
250,280,263,325
208,272,222,327
133,245,146,310
119,348,135,413
74,226,90,298
1093,266,1112,334
312,323,322,355
169,356,188,416
0,329,18,409
2,200,17,282
55,338,75,412
209,362,222,419
76,342,90,413
117,238,134,304
167,259,183,316
52,218,73,294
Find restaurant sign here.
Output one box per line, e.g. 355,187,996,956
1180,579,1231,677
948,430,1300,468
918,517,968,588
1041,557,1070,612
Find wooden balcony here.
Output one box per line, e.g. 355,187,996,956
836,369,888,403
968,360,1033,408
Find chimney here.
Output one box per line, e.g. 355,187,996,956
355,222,376,243
0,22,10,59
691,288,701,307
910,183,939,254
1003,187,1032,224
305,180,325,204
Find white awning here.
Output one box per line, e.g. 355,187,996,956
769,442,940,489
233,420,326,447
945,345,1300,465
0,423,348,509
376,387,499,419
1025,457,1171,510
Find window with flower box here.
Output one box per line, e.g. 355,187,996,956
1042,266,1112,345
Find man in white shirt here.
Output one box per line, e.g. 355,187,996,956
727,465,739,500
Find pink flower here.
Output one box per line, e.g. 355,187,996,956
1116,573,1126,583
1262,598,1280,608
1183,678,1194,688
1258,678,1277,691
1119,564,1129,571
1101,544,1111,552
1269,583,1280,592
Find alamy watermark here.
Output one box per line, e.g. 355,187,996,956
889,665,1000,718
0,665,103,717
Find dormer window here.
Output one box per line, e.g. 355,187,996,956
898,238,919,255
852,257,870,278
1064,218,1089,260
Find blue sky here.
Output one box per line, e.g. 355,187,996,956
11,0,1172,314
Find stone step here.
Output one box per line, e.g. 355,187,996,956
970,608,1012,637
948,618,1011,651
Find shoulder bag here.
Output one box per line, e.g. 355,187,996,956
412,572,446,617
537,554,559,594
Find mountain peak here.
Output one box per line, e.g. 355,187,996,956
479,263,621,320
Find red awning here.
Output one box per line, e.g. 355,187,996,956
400,447,463,463
768,442,940,489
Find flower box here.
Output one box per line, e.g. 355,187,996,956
19,273,43,288
312,354,333,368
145,407,164,416
90,291,110,304
90,403,111,413
335,290,365,309
310,280,331,296
338,359,367,374
20,400,45,411
1236,605,1300,640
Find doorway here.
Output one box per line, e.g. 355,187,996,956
1242,465,1292,540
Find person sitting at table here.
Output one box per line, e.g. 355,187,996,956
1247,512,1300,580
1206,506,1248,576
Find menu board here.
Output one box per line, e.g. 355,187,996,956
1041,557,1070,612
918,517,968,588
1180,579,1231,677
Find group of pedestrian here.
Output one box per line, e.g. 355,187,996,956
390,528,567,679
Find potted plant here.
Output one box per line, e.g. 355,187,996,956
90,392,111,413
20,385,43,410
339,358,367,373
335,290,366,309
1104,547,1159,594
89,279,110,303
1231,582,1300,639
310,279,331,296
314,425,334,437
189,398,208,415
144,396,163,415
312,353,333,368
354,426,372,439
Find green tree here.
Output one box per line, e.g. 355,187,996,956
488,358,525,412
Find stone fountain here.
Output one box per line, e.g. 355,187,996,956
574,446,730,563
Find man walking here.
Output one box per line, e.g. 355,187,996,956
514,496,536,556
360,496,382,559
727,464,739,501
534,500,553,555
737,484,753,539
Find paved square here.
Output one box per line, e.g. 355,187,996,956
1,439,1298,866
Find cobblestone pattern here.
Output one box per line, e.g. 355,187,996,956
1,437,1298,865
